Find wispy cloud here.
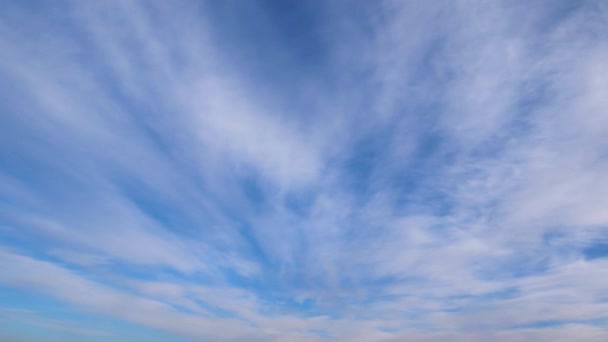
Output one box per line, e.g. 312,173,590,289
1,0,607,341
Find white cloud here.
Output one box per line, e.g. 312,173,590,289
1,0,608,341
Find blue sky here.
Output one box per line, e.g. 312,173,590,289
1,0,608,341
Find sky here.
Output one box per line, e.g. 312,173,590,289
0,0,608,341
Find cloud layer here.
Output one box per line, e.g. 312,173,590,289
1,0,607,341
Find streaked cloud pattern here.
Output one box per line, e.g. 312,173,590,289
1,1,608,341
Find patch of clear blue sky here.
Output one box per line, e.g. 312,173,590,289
0,286,188,342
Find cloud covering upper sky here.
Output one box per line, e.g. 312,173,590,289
1,0,608,341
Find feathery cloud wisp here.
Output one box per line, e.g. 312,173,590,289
1,0,608,341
